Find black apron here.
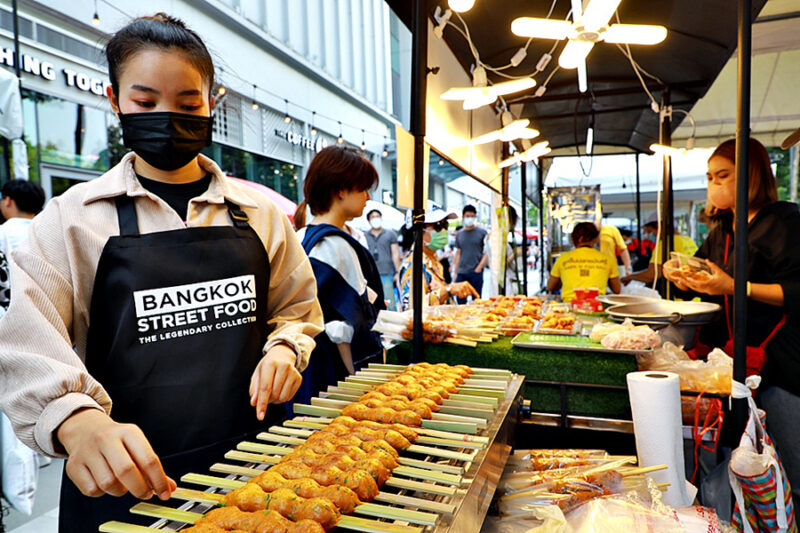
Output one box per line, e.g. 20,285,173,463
59,195,279,532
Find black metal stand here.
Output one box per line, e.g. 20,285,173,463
658,89,675,298
410,0,428,362
732,0,751,437
635,153,642,252
521,162,528,296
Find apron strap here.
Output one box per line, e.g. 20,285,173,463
115,195,140,236
225,200,251,229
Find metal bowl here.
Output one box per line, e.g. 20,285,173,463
605,301,721,325
605,300,721,349
596,294,659,307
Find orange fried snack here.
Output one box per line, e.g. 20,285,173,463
269,461,380,501
249,471,361,514
340,403,422,427
222,486,340,530
193,506,325,533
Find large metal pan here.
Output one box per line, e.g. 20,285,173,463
605,300,721,348
596,294,659,307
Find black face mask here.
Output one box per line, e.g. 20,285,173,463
118,110,213,171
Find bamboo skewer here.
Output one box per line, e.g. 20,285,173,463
99,522,161,533
329,383,500,408
619,464,668,477
128,500,426,533
292,403,482,434
366,363,512,377
281,421,475,462
270,421,489,446
309,396,495,421
208,462,458,513
256,432,468,472
231,441,463,486
181,471,448,524
320,391,496,418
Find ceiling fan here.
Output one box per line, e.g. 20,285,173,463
499,141,551,168
511,0,667,92
470,112,540,146
440,66,536,110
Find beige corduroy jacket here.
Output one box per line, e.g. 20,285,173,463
0,152,323,457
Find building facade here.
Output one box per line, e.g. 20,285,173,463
0,0,401,203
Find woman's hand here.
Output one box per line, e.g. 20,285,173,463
449,281,480,299
662,259,690,291
57,408,176,500
250,344,302,419
684,260,734,296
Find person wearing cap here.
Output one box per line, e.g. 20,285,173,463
622,212,697,284
662,137,800,509
599,224,632,276
398,202,479,311
365,208,401,310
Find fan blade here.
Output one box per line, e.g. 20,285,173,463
603,24,667,45
488,78,536,98
499,154,523,168
470,131,502,146
582,0,621,31
510,17,572,40
498,128,540,143
559,40,594,69
577,60,588,93
463,93,497,110
441,86,491,101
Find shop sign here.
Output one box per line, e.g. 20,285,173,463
274,129,328,153
0,47,110,96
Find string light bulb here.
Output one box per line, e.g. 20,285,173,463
382,136,389,157
361,129,367,151
217,86,226,96
283,99,291,124
92,0,99,26
251,84,258,110
448,0,475,13
310,111,317,136
337,121,344,144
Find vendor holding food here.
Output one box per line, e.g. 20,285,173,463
663,137,800,509
547,222,621,303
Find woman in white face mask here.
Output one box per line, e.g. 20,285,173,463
663,138,800,511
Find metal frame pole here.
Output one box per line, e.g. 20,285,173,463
521,161,528,296
410,0,428,362
732,0,751,435
659,90,674,298
635,153,642,254
537,159,545,290
11,0,21,80
500,142,510,295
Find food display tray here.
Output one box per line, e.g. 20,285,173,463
511,333,648,356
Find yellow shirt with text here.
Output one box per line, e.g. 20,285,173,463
551,246,619,303
651,234,699,264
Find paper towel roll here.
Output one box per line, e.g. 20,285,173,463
627,371,696,507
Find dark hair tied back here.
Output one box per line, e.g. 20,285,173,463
105,13,215,99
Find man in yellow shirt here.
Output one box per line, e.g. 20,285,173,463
623,213,698,284
599,225,632,275
548,222,621,303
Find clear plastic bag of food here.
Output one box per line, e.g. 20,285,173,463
637,343,732,393
600,320,661,351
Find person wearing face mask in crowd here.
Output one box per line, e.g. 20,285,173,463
0,14,323,532
453,204,488,302
294,147,385,402
622,212,697,285
599,224,633,276
663,137,800,510
365,208,401,310
398,202,479,311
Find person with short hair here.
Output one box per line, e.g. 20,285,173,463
453,204,488,302
0,179,45,253
294,146,385,403
547,222,621,302
364,208,401,310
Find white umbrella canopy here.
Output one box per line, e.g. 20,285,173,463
351,200,407,232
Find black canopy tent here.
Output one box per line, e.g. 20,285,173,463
388,0,766,436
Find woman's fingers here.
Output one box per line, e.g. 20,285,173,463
256,361,276,420
84,452,127,497
65,460,103,497
278,368,302,403
120,425,173,500
270,362,290,403
103,434,153,499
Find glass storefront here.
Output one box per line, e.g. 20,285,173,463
202,142,301,202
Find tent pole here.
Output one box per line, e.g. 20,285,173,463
537,159,545,290
11,0,21,79
659,89,674,299
521,161,528,296
635,153,642,255
410,0,428,362
500,142,510,295
732,0,751,436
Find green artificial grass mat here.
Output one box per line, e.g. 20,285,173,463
388,336,637,419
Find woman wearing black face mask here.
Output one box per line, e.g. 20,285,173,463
0,14,323,532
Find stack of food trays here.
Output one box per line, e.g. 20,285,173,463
99,363,519,533
534,303,579,336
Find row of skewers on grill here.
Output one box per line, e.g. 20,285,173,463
100,362,512,533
